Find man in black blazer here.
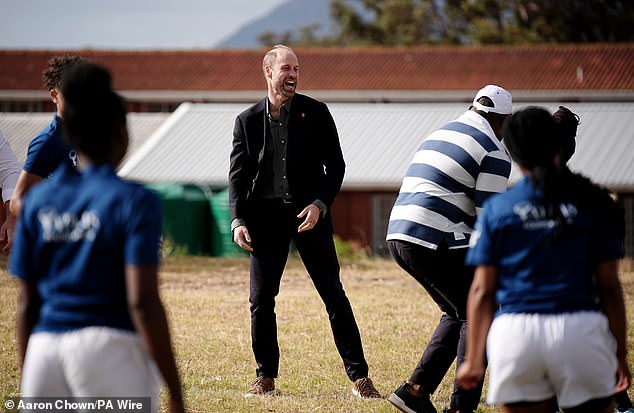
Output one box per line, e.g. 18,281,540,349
229,45,380,399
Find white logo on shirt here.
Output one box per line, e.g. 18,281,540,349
38,206,101,242
512,201,577,230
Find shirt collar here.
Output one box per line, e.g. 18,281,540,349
266,96,293,119
459,110,507,152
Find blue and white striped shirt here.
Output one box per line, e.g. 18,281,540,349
387,110,511,250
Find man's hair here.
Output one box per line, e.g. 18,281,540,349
262,44,295,74
475,96,494,109
41,55,84,90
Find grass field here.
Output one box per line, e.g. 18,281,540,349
1,255,633,412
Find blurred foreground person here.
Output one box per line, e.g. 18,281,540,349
11,62,184,413
457,107,629,413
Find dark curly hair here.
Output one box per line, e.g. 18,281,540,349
41,55,84,90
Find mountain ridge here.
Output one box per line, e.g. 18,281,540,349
215,0,332,48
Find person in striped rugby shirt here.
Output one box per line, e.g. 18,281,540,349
386,85,512,413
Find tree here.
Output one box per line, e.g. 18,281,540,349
445,0,634,44
507,0,634,43
258,0,634,47
258,24,337,47
329,0,449,45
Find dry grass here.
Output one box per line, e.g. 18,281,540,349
1,255,634,412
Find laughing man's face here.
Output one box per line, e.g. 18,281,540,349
269,50,299,99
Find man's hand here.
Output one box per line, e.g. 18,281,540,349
233,225,253,252
297,204,320,233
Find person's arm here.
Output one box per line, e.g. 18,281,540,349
0,131,21,253
0,201,6,252
10,171,44,218
595,259,631,393
125,264,184,413
314,102,345,208
1,200,17,255
456,265,497,390
228,114,254,250
474,152,511,216
229,113,257,226
0,129,21,203
16,280,41,368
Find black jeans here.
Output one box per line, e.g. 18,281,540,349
388,239,483,412
247,199,369,381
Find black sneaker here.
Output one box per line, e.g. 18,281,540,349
387,383,437,413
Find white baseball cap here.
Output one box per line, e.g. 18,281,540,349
472,84,512,115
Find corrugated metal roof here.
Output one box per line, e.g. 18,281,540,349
564,103,634,191
0,112,169,165
118,102,634,191
120,103,243,184
0,113,50,162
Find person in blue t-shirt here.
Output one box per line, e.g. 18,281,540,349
10,62,184,413
8,55,83,250
456,107,630,413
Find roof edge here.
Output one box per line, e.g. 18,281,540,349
4,89,632,104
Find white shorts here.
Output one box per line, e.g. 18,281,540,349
486,311,617,408
21,327,162,411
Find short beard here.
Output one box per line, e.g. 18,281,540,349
274,79,296,98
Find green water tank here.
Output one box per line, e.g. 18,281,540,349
147,183,211,256
209,188,247,257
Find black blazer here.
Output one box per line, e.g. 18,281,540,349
229,93,345,222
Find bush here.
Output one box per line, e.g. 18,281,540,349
333,235,370,261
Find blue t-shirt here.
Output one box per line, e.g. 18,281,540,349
466,176,623,315
10,162,163,333
23,114,78,178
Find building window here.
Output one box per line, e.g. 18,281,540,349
1,101,44,112
371,192,397,256
144,102,180,113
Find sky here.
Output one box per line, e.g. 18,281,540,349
0,0,289,50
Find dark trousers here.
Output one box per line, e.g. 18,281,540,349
388,239,483,412
247,199,368,381
615,390,633,410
